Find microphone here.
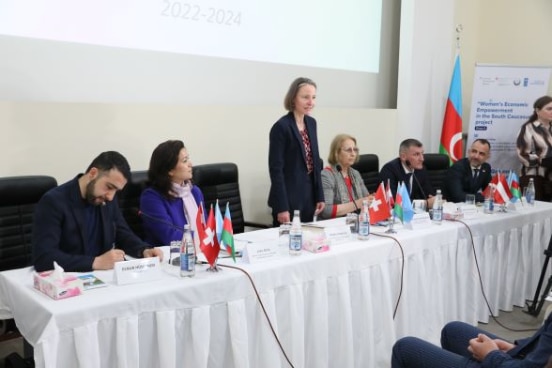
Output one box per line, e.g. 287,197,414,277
136,209,185,232
336,164,359,213
405,160,428,200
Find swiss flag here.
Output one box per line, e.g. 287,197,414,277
369,182,391,224
196,204,220,267
481,174,498,199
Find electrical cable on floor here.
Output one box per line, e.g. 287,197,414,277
372,232,405,319
216,263,296,368
454,219,538,333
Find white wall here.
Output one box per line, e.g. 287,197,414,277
455,0,552,129
397,0,455,152
0,102,396,224
3,0,551,224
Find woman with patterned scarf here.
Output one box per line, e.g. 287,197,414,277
140,140,205,246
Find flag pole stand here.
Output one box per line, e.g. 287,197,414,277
206,258,222,272
496,203,508,213
385,215,396,234
525,234,552,316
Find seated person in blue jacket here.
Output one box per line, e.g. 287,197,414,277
140,140,205,246
32,151,163,272
379,138,436,208
444,139,492,203
320,134,372,219
392,314,552,367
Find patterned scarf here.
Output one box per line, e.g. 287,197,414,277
171,181,198,234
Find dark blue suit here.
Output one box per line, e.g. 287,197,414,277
268,112,324,224
444,158,492,203
379,158,435,200
32,177,150,272
392,315,552,367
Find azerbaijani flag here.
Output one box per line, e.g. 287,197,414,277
393,184,404,223
394,182,414,223
439,53,463,165
507,171,522,202
220,202,236,262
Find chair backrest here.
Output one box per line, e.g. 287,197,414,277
423,153,450,192
192,163,246,234
351,154,380,193
0,175,57,271
117,170,148,240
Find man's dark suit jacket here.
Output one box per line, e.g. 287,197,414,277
484,311,552,366
32,177,150,272
379,158,435,200
443,158,491,203
268,112,324,222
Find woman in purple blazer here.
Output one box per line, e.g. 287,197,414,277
268,77,325,226
140,140,205,246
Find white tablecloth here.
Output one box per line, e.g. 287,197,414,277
0,202,550,368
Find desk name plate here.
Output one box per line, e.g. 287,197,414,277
323,225,351,245
404,212,432,230
114,257,162,285
241,241,279,264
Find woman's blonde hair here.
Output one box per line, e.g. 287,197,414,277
327,134,359,166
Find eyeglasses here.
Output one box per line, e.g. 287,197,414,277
341,147,359,154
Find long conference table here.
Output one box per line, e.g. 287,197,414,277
0,202,550,368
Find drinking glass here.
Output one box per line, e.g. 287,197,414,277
279,222,292,247
346,213,358,233
465,194,475,205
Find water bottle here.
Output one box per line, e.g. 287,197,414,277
432,189,443,224
169,240,181,266
358,199,370,240
289,210,303,255
526,178,536,206
180,224,195,277
484,186,494,214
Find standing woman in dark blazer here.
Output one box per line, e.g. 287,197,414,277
268,77,325,226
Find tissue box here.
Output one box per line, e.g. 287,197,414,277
33,271,84,300
302,233,330,253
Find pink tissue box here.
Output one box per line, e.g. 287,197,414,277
33,271,84,300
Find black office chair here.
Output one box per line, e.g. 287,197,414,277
117,170,148,240
0,175,57,367
192,163,269,234
351,154,380,193
423,153,450,192
0,175,58,271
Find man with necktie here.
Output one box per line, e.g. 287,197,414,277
379,138,436,208
444,139,492,203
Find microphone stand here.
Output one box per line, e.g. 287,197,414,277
385,212,396,234
525,234,552,316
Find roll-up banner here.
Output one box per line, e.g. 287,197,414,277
466,64,551,172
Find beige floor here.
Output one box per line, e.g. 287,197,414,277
0,303,548,367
